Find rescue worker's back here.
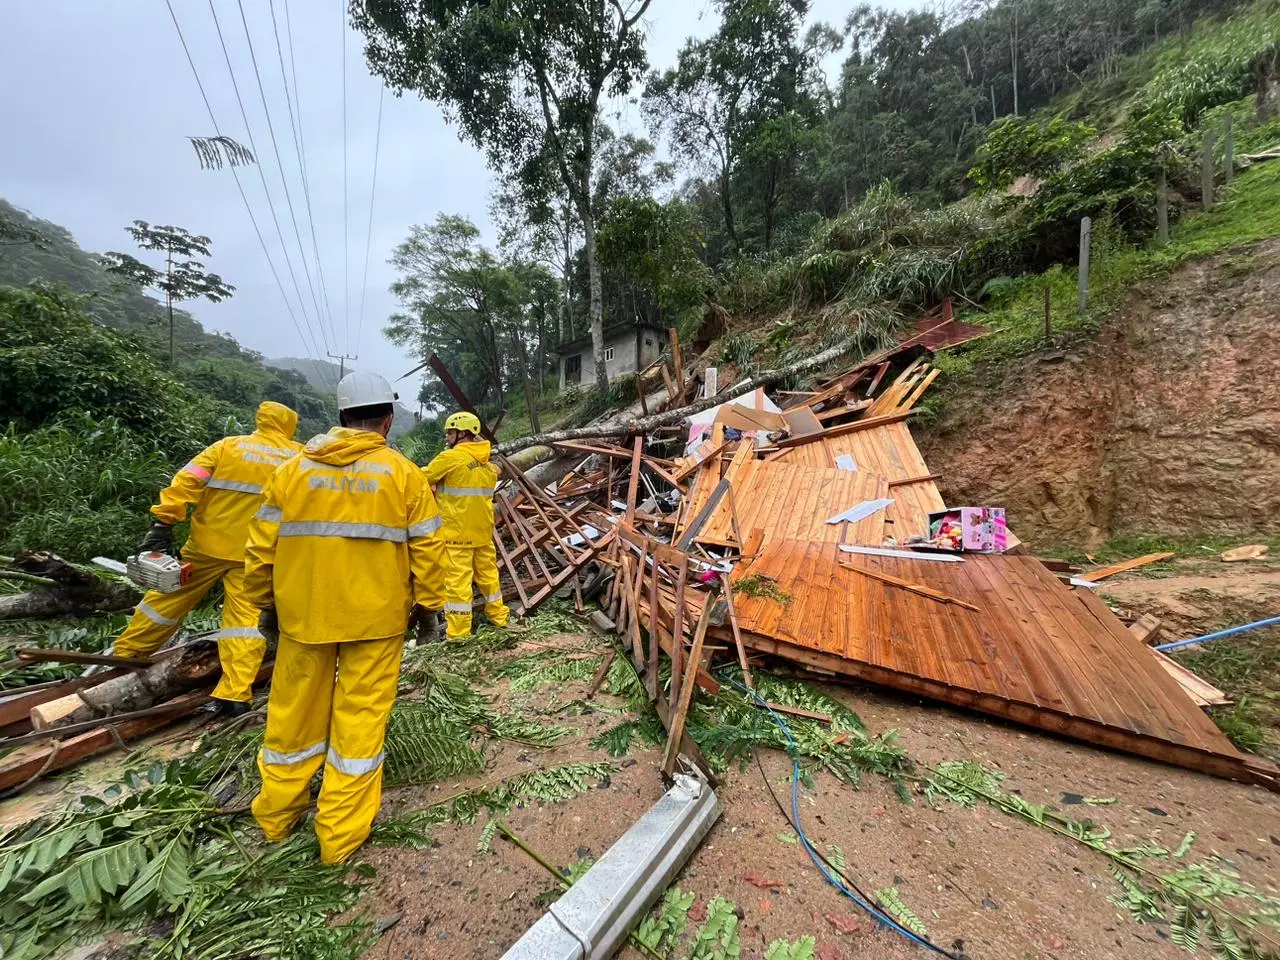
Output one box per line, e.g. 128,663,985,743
246,376,446,864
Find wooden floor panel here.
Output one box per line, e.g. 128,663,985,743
728,541,1242,763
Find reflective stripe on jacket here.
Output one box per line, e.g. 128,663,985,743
422,439,498,547
243,426,447,644
151,401,302,561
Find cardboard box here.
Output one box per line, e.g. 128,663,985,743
928,507,1007,554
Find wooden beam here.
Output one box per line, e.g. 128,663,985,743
662,594,714,776
624,435,643,528
838,561,981,611
775,411,914,448
670,328,685,395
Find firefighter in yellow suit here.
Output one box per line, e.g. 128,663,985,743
113,401,302,713
423,411,510,641
245,371,446,864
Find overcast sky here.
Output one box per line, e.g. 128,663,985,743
0,0,895,397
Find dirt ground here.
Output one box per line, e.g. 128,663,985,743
353,629,1280,960
919,238,1280,550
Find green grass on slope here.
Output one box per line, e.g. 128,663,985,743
927,159,1280,397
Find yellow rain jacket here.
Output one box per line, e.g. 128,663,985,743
153,401,302,561
423,439,499,547
243,427,447,643
245,426,446,864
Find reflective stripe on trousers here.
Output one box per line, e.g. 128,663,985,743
326,747,384,776
263,741,328,765
136,600,178,626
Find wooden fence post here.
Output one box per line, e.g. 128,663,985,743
1202,131,1216,211
1077,216,1091,314
1224,112,1234,187
1156,164,1169,246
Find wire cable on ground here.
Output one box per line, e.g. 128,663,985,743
205,0,330,358
720,674,965,959
234,0,333,351
356,84,384,359
163,0,323,364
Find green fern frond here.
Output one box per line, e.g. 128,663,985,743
382,704,484,786
590,716,665,756
476,820,499,856
875,886,928,936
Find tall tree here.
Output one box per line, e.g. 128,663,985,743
644,0,809,255
386,214,556,413
352,0,653,392
102,222,234,368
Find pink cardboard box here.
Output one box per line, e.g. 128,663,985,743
928,507,1007,553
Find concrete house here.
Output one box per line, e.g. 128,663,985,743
557,320,669,391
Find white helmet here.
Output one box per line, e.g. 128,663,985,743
336,370,397,411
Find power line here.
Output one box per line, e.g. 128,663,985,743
356,85,384,359
162,0,324,364
342,0,351,357
275,0,338,346
234,0,335,353
205,0,331,356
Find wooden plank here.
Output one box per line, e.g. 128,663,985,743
15,649,156,669
1149,648,1230,707
0,689,211,791
661,594,714,776
635,373,649,417
0,670,128,731
1081,552,1175,582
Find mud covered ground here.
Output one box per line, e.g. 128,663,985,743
355,623,1280,960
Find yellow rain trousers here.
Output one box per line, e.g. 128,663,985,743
244,426,446,863
423,439,509,639
251,634,402,865
114,402,302,703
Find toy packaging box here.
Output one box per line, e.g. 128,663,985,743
926,507,1007,553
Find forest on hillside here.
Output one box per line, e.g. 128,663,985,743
357,0,1280,423
0,202,342,561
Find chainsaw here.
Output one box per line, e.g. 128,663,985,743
92,553,193,594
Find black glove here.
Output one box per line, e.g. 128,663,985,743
258,608,280,651
137,520,175,555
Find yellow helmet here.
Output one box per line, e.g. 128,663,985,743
444,411,482,435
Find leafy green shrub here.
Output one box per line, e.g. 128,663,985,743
0,283,232,458
1133,3,1280,127
0,413,174,561
969,115,1096,192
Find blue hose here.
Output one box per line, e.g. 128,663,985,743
1154,615,1280,652
721,674,956,957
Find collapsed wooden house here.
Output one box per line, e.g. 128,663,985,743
567,348,1280,792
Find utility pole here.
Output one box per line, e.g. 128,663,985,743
328,352,358,380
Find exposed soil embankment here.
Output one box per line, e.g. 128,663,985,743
920,239,1280,549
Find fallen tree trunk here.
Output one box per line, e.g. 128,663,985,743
0,551,141,621
496,335,861,455
34,638,221,729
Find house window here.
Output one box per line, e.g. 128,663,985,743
644,337,653,346
565,354,582,383
604,346,615,362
